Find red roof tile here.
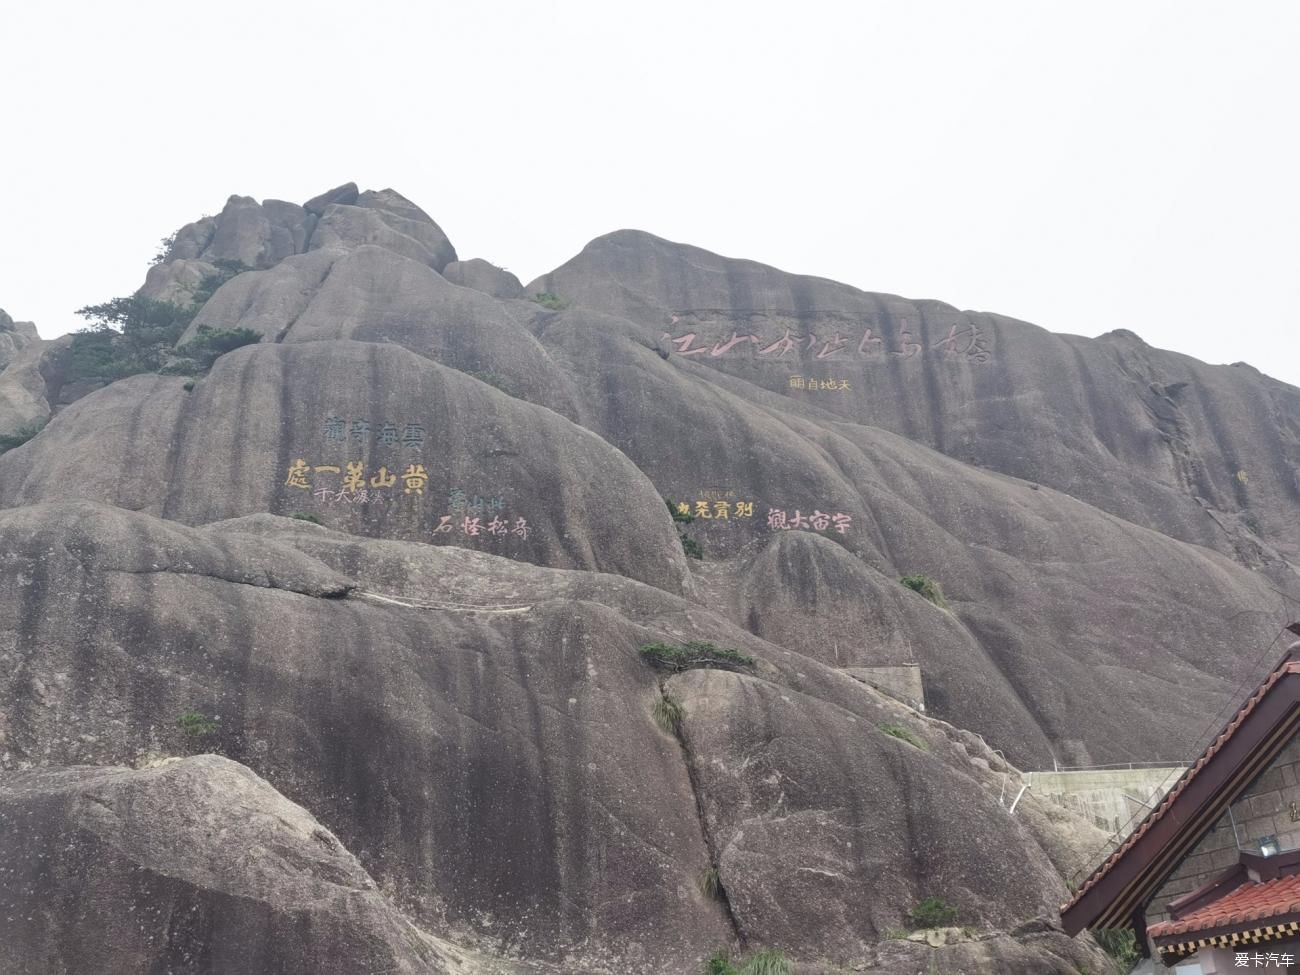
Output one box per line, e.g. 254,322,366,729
1148,873,1300,938
1062,660,1300,912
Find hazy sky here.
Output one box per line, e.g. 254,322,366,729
4,2,1297,386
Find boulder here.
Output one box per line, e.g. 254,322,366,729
166,214,217,261
187,244,580,419
139,256,218,304
309,202,456,272
0,756,456,974
304,180,360,215
183,247,346,343
443,258,526,299
203,194,315,268
356,188,458,271
0,314,53,435
668,668,1065,963
0,308,38,368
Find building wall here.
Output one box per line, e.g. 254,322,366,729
1146,733,1300,933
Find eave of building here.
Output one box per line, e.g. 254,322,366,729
1153,915,1300,962
1061,630,1300,936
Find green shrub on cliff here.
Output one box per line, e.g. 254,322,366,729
666,499,696,523
0,421,45,454
907,895,959,929
681,534,704,559
168,326,262,373
530,291,566,310
68,260,254,382
1094,928,1140,970
70,295,196,379
177,709,218,739
879,722,928,750
899,574,947,608
640,641,754,673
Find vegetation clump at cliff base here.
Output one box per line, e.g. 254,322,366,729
704,948,791,975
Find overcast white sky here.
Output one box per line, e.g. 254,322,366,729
3,1,1297,386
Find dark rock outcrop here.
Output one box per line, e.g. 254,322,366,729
443,258,526,299
304,180,360,215
0,308,50,434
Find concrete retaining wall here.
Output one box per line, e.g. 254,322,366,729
1026,766,1185,834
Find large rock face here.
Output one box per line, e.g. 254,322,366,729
532,230,1300,567
0,501,1114,973
2,182,1296,972
0,341,688,593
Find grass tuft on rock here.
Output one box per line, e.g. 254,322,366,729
177,708,218,739
697,865,721,900
740,950,791,975
681,534,704,560
879,722,928,750
291,512,323,525
653,693,684,733
703,948,790,975
640,641,755,674
907,895,959,929
899,574,947,608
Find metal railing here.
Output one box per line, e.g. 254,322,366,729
1049,760,1189,773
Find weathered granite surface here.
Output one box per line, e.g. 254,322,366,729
3,181,1296,972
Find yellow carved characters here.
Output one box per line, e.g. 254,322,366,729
285,459,311,489
402,464,428,495
343,462,366,492
681,498,756,519
284,459,414,498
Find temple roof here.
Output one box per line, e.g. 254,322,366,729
1061,626,1300,935
1149,874,1300,939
